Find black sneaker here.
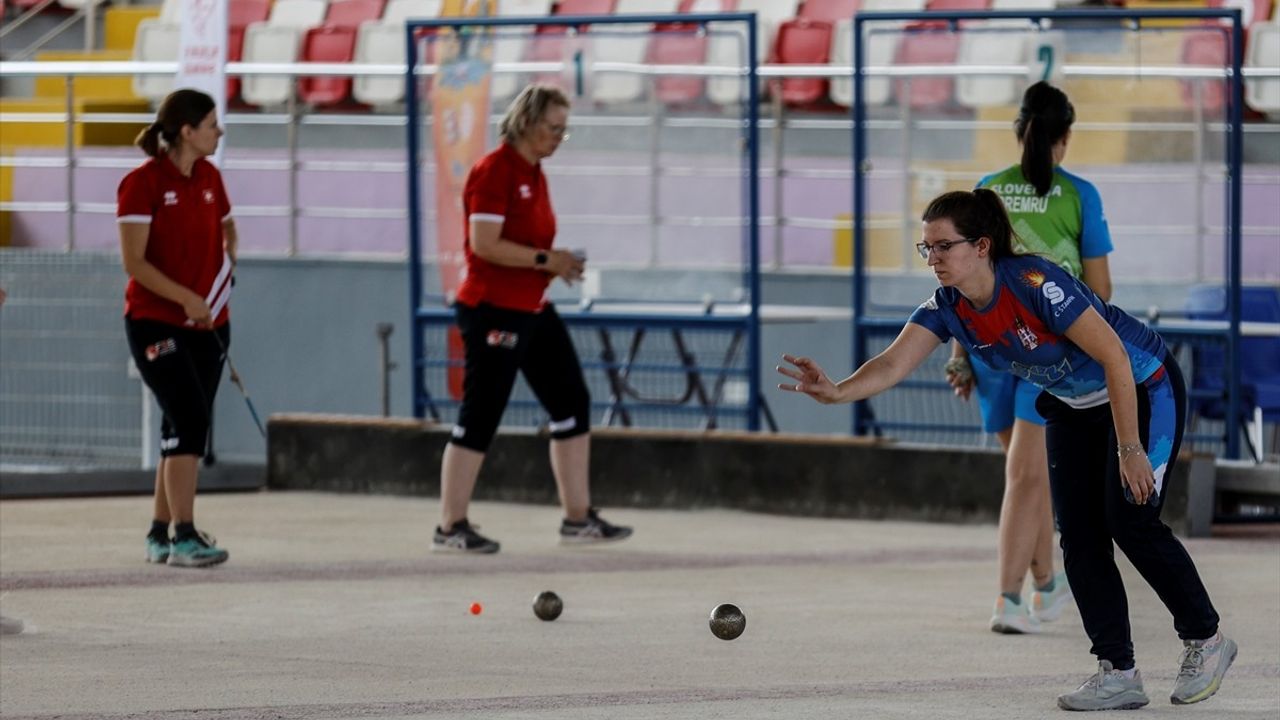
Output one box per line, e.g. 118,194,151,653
560,508,633,545
432,519,500,554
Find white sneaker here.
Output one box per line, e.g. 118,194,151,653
990,595,1042,634
1031,571,1074,623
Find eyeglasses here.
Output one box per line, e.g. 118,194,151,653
916,237,979,260
541,121,570,141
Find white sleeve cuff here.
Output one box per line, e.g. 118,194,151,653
117,215,151,224
469,213,504,224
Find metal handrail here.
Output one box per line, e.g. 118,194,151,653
0,0,61,41
2,59,1278,80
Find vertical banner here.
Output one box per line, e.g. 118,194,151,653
177,0,228,165
432,1,494,399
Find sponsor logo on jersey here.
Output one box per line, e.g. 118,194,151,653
1042,281,1065,305
163,191,179,206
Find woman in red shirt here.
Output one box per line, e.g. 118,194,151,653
118,89,235,568
434,84,631,553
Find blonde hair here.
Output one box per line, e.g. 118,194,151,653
499,84,570,144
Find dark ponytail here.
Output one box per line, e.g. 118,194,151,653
135,88,217,158
1014,81,1074,197
922,189,1020,260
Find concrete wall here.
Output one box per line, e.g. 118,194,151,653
266,414,1213,536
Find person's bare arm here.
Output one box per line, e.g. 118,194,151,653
469,219,583,285
778,323,942,405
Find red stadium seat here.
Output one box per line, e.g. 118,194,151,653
299,27,361,105
650,0,738,106
524,0,616,88
227,0,272,104
925,0,990,10
325,0,386,27
893,21,961,109
298,0,387,106
798,0,861,22
1179,28,1230,113
774,18,835,106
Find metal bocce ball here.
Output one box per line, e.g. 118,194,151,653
709,603,745,640
533,591,563,621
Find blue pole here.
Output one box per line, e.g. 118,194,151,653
1226,11,1244,459
851,15,868,436
405,28,425,420
746,12,761,432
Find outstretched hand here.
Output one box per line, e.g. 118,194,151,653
776,354,842,404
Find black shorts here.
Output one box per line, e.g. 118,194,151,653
450,302,590,452
125,317,227,458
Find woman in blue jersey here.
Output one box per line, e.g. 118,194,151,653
947,82,1112,635
778,190,1234,711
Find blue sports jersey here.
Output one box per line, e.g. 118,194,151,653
909,255,1166,408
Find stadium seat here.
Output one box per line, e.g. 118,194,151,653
1178,28,1229,113
706,0,800,105
1208,0,1272,28
490,0,555,104
228,0,274,104
241,0,330,107
299,0,387,107
774,18,835,107
1246,22,1280,114
925,0,990,11
352,0,444,107
649,0,736,106
798,0,861,21
955,11,1064,108
830,0,927,108
1184,285,1280,462
894,21,961,109
131,20,180,104
159,0,183,23
590,0,682,105
524,0,616,91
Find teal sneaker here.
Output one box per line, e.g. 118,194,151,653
1031,571,1074,623
145,535,171,564
167,530,228,568
1057,660,1150,711
990,595,1041,634
1170,633,1237,705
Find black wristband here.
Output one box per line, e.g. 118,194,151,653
534,251,548,267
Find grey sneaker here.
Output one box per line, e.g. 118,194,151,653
1170,633,1237,705
432,519,500,554
1057,660,1150,711
560,508,632,545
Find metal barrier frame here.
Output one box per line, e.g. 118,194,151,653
402,12,764,429
851,7,1249,458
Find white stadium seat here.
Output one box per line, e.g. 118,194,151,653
706,0,800,106
240,0,329,106
351,0,443,107
590,0,681,105
131,19,181,104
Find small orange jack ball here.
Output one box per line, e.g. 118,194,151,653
469,602,483,615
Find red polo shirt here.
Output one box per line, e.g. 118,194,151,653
117,155,232,328
456,142,557,313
